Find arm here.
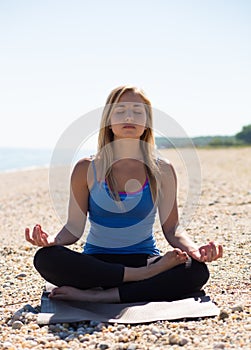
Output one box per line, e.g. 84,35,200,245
25,159,91,247
158,160,223,262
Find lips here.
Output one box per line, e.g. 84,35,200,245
123,124,136,129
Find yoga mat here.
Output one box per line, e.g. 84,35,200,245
37,284,220,324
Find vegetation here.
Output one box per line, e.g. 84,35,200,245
155,124,251,148
236,124,251,144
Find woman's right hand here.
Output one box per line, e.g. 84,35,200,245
25,224,57,247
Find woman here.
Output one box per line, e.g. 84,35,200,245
25,85,223,303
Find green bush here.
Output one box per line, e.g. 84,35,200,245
236,124,251,144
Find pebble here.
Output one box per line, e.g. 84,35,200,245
127,344,137,350
150,326,160,335
12,311,22,321
213,343,225,349
219,310,229,320
179,337,189,346
23,304,38,313
64,334,75,341
3,341,14,349
231,304,244,313
169,333,181,345
11,321,24,330
98,343,110,350
15,273,27,279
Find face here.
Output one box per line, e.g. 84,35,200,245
109,91,147,140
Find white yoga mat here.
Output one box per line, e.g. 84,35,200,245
37,287,219,325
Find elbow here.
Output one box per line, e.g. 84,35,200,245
64,223,83,242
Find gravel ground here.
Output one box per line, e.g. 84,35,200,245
0,147,250,349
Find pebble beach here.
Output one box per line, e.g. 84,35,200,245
0,147,250,349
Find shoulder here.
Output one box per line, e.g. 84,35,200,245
157,157,176,175
72,157,92,174
156,157,177,187
71,157,94,187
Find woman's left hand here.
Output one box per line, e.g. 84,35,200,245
189,241,223,262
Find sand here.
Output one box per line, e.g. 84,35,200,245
0,147,250,349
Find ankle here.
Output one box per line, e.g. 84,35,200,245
145,262,161,278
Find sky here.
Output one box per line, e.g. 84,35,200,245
0,0,250,149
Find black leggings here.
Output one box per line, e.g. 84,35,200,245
34,245,210,302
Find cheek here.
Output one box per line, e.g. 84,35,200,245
109,124,120,134
110,115,122,126
138,112,147,123
137,116,147,128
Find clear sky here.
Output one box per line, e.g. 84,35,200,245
0,0,250,148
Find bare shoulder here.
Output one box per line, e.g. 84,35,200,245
157,157,176,176
156,158,177,189
72,157,92,173
71,157,94,186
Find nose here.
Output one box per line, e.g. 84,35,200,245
125,109,133,121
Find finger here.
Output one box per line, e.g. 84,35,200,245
205,246,213,262
216,245,223,259
210,242,223,260
25,227,34,244
41,229,48,237
200,248,206,262
39,226,50,243
25,227,30,240
209,241,217,260
41,233,52,246
31,225,38,240
33,226,41,245
219,245,223,257
188,250,201,261
206,243,215,262
33,225,44,246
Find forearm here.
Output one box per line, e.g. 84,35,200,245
54,224,82,246
164,227,199,253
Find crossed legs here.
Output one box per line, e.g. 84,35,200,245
34,246,209,303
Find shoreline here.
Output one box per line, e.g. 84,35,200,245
0,164,50,175
1,145,250,174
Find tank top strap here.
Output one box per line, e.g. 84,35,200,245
91,160,98,183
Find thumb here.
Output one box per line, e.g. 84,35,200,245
189,250,202,261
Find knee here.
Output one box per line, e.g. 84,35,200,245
191,259,210,286
33,246,61,272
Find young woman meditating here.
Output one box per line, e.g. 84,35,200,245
25,85,223,303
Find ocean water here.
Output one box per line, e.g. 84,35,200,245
0,147,97,173
0,148,52,172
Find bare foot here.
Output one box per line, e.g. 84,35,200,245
48,286,120,303
147,249,189,277
49,286,97,301
123,248,189,282
159,248,189,268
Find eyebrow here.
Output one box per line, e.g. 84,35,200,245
116,103,143,107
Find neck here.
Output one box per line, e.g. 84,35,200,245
112,138,143,161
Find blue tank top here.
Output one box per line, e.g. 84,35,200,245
83,160,160,255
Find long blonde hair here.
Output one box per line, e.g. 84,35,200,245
96,85,160,204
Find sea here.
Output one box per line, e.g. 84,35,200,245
0,147,97,173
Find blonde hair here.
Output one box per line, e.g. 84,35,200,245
96,85,160,203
